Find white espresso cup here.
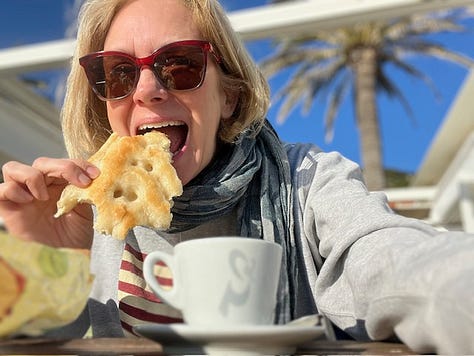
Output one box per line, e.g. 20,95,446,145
143,237,283,327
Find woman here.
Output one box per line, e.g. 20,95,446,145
0,0,473,353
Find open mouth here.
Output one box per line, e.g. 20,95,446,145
137,121,188,156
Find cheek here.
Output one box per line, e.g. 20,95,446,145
192,102,221,150
193,80,227,128
106,102,131,135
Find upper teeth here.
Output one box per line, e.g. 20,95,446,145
138,121,185,131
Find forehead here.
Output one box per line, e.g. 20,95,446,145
104,0,202,54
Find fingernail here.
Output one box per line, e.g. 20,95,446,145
86,166,100,179
78,173,92,185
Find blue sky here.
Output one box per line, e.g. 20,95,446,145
1,0,473,174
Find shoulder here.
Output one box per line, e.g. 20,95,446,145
284,142,363,181
284,142,320,176
284,142,320,165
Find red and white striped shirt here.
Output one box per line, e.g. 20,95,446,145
118,242,183,336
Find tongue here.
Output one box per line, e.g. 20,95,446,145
155,126,186,153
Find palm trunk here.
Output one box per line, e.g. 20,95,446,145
351,47,385,190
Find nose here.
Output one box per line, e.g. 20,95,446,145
133,67,169,103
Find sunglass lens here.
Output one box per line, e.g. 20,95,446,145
153,46,206,90
86,56,138,100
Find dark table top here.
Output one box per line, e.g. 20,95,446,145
0,337,417,355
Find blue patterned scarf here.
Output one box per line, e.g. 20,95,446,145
169,120,295,323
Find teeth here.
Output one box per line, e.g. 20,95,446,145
137,121,185,131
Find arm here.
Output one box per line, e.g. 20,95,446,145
298,149,474,354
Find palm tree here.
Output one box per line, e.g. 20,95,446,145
260,9,474,190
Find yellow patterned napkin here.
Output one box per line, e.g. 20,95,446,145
0,231,93,337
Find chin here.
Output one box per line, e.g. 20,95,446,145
173,163,195,187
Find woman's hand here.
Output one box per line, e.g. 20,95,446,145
0,157,100,249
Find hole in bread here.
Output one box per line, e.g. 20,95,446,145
131,160,138,166
144,162,153,172
113,187,137,202
113,189,123,198
125,191,138,202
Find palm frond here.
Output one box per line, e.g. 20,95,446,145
399,42,474,68
273,57,346,124
275,82,309,124
324,75,351,142
303,59,347,111
388,55,442,101
260,46,340,77
271,58,339,102
404,18,464,36
376,68,416,125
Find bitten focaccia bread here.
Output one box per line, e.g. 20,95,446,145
55,131,183,239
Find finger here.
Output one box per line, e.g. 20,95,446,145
0,181,34,203
71,159,101,180
32,157,100,188
2,161,49,201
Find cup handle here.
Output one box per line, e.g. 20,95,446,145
143,251,181,310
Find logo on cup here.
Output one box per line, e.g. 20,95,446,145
219,249,256,316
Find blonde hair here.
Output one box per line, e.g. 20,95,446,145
61,0,270,159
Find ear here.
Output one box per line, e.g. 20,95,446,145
221,90,239,119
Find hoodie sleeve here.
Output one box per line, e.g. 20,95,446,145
289,146,474,355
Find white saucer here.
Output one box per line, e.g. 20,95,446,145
133,323,326,355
